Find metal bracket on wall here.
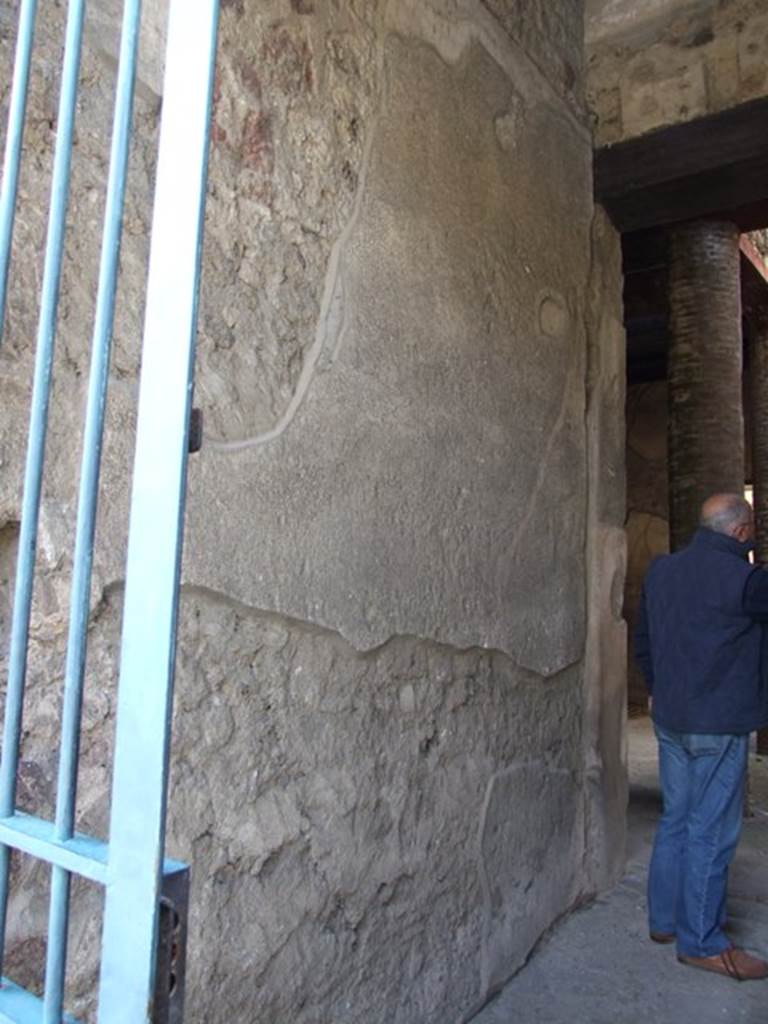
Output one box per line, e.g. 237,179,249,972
152,863,190,1024
188,408,203,454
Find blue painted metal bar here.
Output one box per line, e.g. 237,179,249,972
97,1,220,1019
0,814,108,885
0,977,79,1024
0,0,39,344
0,812,186,890
43,2,144,1020
0,0,87,977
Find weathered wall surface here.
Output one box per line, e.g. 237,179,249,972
582,208,628,888
625,382,669,709
586,0,768,145
0,1,626,1022
189,1,593,669
751,228,768,264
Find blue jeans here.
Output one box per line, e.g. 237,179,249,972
648,724,749,957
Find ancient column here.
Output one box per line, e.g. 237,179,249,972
667,221,745,551
749,308,768,754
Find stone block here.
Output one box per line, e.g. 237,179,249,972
588,0,768,143
738,13,768,101
586,79,624,144
620,52,708,136
706,35,740,109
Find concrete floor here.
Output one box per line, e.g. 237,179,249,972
469,716,768,1024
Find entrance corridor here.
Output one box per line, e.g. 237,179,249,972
470,717,768,1024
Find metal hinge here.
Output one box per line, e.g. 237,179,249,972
152,863,189,1024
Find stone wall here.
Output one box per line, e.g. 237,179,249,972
750,228,768,264
0,1,626,1021
625,382,669,709
582,208,628,887
586,0,768,145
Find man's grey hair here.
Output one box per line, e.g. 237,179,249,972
700,494,752,535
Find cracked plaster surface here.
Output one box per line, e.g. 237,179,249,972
0,0,595,668
183,2,595,671
0,579,586,1023
0,1,627,1021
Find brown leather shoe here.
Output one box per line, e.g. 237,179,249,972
678,947,768,981
650,931,675,944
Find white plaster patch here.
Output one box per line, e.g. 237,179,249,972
400,683,417,714
494,96,525,152
537,289,570,338
386,0,589,139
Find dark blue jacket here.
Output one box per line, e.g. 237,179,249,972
635,528,768,735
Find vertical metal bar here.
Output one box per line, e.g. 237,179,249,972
0,0,39,343
97,1,219,1021
0,0,87,975
42,3,144,1019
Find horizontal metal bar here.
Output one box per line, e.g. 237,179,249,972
0,977,79,1024
0,815,186,887
161,858,187,878
0,815,107,884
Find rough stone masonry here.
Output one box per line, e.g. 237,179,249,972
586,0,768,144
0,1,626,1022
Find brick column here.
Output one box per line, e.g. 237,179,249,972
667,221,745,551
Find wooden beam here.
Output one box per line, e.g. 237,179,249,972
595,97,768,233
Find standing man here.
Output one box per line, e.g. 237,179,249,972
635,493,768,981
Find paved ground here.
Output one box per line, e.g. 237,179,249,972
470,716,768,1024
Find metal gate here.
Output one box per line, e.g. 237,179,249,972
0,1,219,1020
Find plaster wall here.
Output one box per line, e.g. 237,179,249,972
625,382,669,709
0,1,626,1021
750,228,768,264
586,0,768,145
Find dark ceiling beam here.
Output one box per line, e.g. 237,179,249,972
595,97,768,234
